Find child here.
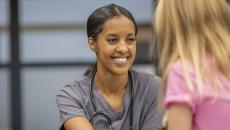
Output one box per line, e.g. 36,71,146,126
154,0,230,130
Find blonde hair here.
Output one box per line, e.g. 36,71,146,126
155,0,230,96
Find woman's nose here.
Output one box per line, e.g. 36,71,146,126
115,42,128,54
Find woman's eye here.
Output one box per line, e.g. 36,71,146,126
107,38,117,44
127,38,136,44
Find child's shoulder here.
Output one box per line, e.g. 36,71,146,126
169,60,195,73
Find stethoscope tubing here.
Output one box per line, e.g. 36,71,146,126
89,69,134,130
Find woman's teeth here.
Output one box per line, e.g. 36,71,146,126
114,57,127,62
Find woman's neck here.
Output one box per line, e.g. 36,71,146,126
94,70,128,95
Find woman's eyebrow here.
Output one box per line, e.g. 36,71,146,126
127,33,135,36
106,34,117,37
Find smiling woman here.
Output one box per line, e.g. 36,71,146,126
89,15,136,76
56,3,164,130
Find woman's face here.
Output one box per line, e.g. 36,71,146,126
89,15,136,75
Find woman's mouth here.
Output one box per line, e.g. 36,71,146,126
112,57,129,67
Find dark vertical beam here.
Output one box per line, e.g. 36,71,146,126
152,0,161,76
9,0,22,130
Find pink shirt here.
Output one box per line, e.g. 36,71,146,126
164,60,230,130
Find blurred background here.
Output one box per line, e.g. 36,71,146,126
0,0,158,130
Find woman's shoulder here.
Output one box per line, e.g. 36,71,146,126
131,69,161,105
131,69,161,94
57,74,90,98
131,68,160,84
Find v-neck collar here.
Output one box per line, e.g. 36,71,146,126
92,77,131,121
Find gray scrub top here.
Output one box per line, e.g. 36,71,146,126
56,69,163,130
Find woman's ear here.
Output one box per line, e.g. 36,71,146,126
88,37,96,52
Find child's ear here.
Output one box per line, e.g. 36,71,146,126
88,37,96,52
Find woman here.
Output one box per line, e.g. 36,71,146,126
155,0,230,130
57,3,163,130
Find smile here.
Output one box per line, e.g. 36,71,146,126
112,57,129,66
114,57,127,63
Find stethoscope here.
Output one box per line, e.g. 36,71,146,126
89,69,134,130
